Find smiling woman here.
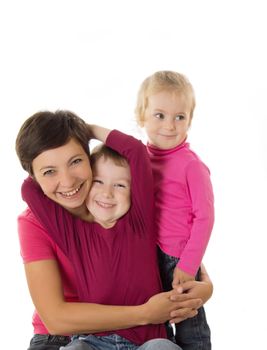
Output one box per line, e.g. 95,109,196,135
32,138,92,219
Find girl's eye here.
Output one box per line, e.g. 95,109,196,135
43,169,55,176
92,179,103,185
175,115,185,121
154,113,164,119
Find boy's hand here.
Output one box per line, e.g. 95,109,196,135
172,266,195,287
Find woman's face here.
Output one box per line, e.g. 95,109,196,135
32,138,92,216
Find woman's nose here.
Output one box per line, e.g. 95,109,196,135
59,171,76,188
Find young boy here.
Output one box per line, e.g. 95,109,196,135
135,70,215,350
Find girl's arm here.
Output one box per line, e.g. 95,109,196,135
178,160,214,276
24,259,202,334
169,264,213,323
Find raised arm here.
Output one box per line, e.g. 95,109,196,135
104,129,155,234
89,124,111,143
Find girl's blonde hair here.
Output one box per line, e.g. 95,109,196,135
135,70,196,126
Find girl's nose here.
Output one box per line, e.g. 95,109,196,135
163,118,175,130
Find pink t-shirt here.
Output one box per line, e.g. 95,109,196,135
17,208,78,334
147,140,214,276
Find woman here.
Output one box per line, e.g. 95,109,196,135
16,110,213,350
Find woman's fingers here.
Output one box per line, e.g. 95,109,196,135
170,307,198,324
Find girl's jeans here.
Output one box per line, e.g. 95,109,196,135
61,334,182,349
158,248,211,350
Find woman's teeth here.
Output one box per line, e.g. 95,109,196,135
61,185,81,197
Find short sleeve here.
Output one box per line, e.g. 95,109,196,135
17,209,57,263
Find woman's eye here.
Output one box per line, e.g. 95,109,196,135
43,169,55,176
72,158,82,165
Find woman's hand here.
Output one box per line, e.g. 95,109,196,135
143,289,202,325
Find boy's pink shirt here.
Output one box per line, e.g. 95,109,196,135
147,140,214,276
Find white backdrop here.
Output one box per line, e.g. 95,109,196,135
0,1,266,349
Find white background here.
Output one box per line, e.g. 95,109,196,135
0,1,266,349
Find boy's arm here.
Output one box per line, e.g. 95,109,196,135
21,177,75,255
89,124,111,143
177,160,215,276
104,129,154,234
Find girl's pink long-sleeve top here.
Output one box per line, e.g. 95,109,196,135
147,140,214,276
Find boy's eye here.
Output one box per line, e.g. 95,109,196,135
92,179,103,185
114,183,126,188
154,113,165,119
175,115,185,121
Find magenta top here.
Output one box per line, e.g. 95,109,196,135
147,140,214,276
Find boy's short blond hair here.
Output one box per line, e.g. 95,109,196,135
135,70,196,126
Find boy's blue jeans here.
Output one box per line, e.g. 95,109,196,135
61,334,182,349
158,248,211,350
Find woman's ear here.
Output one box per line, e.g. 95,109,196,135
30,174,37,182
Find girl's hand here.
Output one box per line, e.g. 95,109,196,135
172,266,195,287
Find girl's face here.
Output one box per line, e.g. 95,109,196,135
32,138,92,216
143,90,192,150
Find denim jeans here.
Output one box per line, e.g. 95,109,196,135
61,334,182,350
28,334,70,350
158,248,211,350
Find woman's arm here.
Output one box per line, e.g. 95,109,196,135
25,259,202,335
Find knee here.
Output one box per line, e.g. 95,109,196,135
60,339,92,350
142,338,182,349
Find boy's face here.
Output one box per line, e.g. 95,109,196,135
86,157,131,228
32,138,92,215
143,90,192,150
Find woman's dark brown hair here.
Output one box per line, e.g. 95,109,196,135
16,110,92,176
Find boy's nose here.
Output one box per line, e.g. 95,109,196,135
102,185,114,198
